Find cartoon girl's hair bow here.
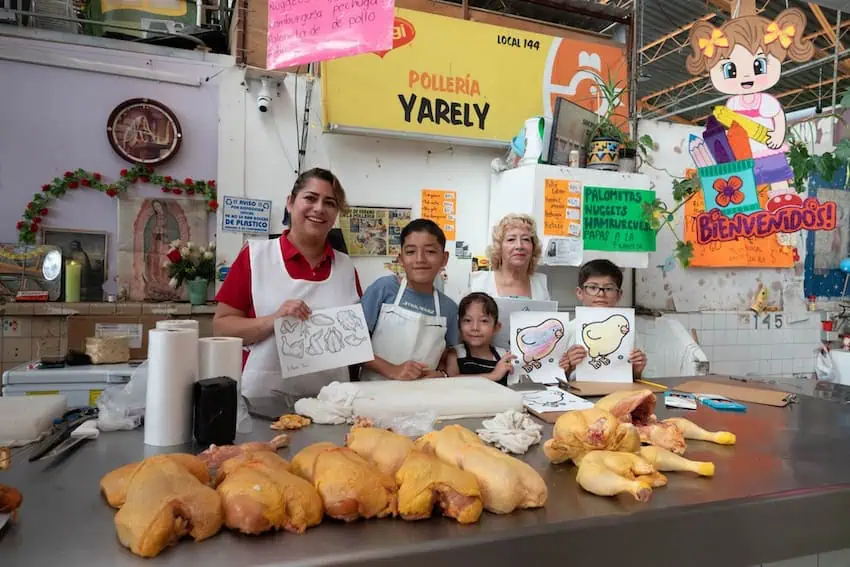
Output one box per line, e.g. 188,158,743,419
765,22,796,48
699,29,729,57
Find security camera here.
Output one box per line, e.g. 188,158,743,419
257,78,272,113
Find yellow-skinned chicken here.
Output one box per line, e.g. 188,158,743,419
543,407,641,464
214,451,323,535
575,451,658,502
595,390,687,454
101,453,209,508
663,417,737,445
345,426,414,476
415,425,547,514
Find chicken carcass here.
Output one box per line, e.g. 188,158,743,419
638,446,715,477
346,426,483,524
198,434,290,470
215,451,323,535
415,425,547,514
112,455,223,558
290,442,398,522
345,426,414,476
595,390,687,455
100,453,210,508
663,418,737,445
543,408,641,464
575,451,658,502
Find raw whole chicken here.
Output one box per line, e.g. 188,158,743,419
346,426,483,524
595,390,687,455
663,418,737,445
198,434,290,470
346,426,414,476
214,451,323,535
543,407,640,464
414,425,547,514
110,455,223,558
575,451,660,502
100,453,210,508
290,442,398,522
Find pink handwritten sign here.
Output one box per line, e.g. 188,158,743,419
267,0,395,69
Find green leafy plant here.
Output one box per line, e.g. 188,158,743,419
585,72,629,149
787,87,850,192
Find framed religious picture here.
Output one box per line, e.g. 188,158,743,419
106,98,183,166
41,229,109,302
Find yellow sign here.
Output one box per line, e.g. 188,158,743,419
421,189,457,240
100,0,187,16
26,390,60,396
543,179,582,237
321,8,627,144
89,389,104,406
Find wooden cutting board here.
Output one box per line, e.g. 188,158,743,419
568,381,666,397
674,380,793,407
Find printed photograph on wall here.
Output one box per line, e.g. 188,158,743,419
339,206,412,256
117,198,208,301
41,229,108,302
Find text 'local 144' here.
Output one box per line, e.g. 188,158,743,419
222,196,272,234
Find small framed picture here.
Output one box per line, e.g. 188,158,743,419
41,228,108,301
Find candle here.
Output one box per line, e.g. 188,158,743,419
65,260,81,303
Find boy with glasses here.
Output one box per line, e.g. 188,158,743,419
559,259,647,380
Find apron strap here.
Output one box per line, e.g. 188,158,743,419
393,278,408,306
432,288,441,317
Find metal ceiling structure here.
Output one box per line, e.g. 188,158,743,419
452,0,847,124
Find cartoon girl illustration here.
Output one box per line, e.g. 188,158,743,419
686,6,814,158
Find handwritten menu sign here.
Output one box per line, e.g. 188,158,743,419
543,179,582,237
583,186,655,253
421,189,457,240
684,183,793,268
266,0,395,69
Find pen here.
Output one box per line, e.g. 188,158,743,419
636,379,668,391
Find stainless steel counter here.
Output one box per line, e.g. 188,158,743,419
3,379,850,567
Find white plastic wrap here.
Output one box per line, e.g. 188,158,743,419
96,362,147,431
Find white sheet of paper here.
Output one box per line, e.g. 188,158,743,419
493,298,559,350
509,311,570,385
274,304,374,379
574,307,636,383
541,236,583,266
522,386,593,413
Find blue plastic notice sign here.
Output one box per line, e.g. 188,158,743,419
222,196,272,234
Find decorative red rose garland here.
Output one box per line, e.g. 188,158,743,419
16,164,218,244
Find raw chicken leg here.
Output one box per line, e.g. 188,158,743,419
663,418,736,445
198,434,290,470
290,442,398,522
543,408,641,464
595,390,687,454
639,446,715,477
346,426,414,475
575,451,656,502
215,451,323,535
113,455,223,558
101,453,210,508
637,422,687,455
415,425,547,514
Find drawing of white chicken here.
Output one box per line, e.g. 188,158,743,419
581,314,630,369
516,318,565,373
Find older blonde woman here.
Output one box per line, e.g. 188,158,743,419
469,214,550,300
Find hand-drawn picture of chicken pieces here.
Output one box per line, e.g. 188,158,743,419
516,318,565,373
581,314,630,369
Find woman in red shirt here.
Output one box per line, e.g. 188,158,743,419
214,168,362,398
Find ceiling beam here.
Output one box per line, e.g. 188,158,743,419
705,0,731,13
516,0,631,23
809,3,837,45
640,14,716,53
639,101,694,124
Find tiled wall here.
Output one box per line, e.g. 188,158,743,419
664,311,822,378
0,302,214,378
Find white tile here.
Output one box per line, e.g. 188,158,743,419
703,345,715,360
760,360,772,374
700,315,714,331
726,313,738,329
770,360,783,374
818,547,850,567
714,313,726,330
688,314,703,330
781,359,794,374
737,313,752,329
699,329,714,346
762,555,818,567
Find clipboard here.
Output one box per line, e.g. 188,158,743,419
566,381,666,397
674,379,793,407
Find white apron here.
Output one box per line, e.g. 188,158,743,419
242,238,359,398
359,278,447,381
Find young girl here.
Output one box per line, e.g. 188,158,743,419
686,5,813,160
445,292,514,385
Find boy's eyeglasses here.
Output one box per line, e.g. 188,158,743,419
582,284,621,297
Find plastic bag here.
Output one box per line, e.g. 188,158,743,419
816,346,837,382
95,361,147,431
366,410,438,438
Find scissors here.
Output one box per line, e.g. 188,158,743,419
28,407,99,462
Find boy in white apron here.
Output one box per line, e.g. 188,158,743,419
359,219,459,381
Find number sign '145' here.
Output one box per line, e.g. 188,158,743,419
753,313,783,330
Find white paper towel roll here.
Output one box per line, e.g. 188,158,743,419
156,319,199,382
199,337,243,386
144,328,196,446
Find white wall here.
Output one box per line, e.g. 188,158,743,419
217,74,501,300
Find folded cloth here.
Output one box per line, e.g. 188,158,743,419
477,410,543,455
293,381,360,425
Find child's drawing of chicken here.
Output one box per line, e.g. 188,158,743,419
516,318,565,373
581,314,630,370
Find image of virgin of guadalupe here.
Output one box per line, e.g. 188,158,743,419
138,199,186,301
